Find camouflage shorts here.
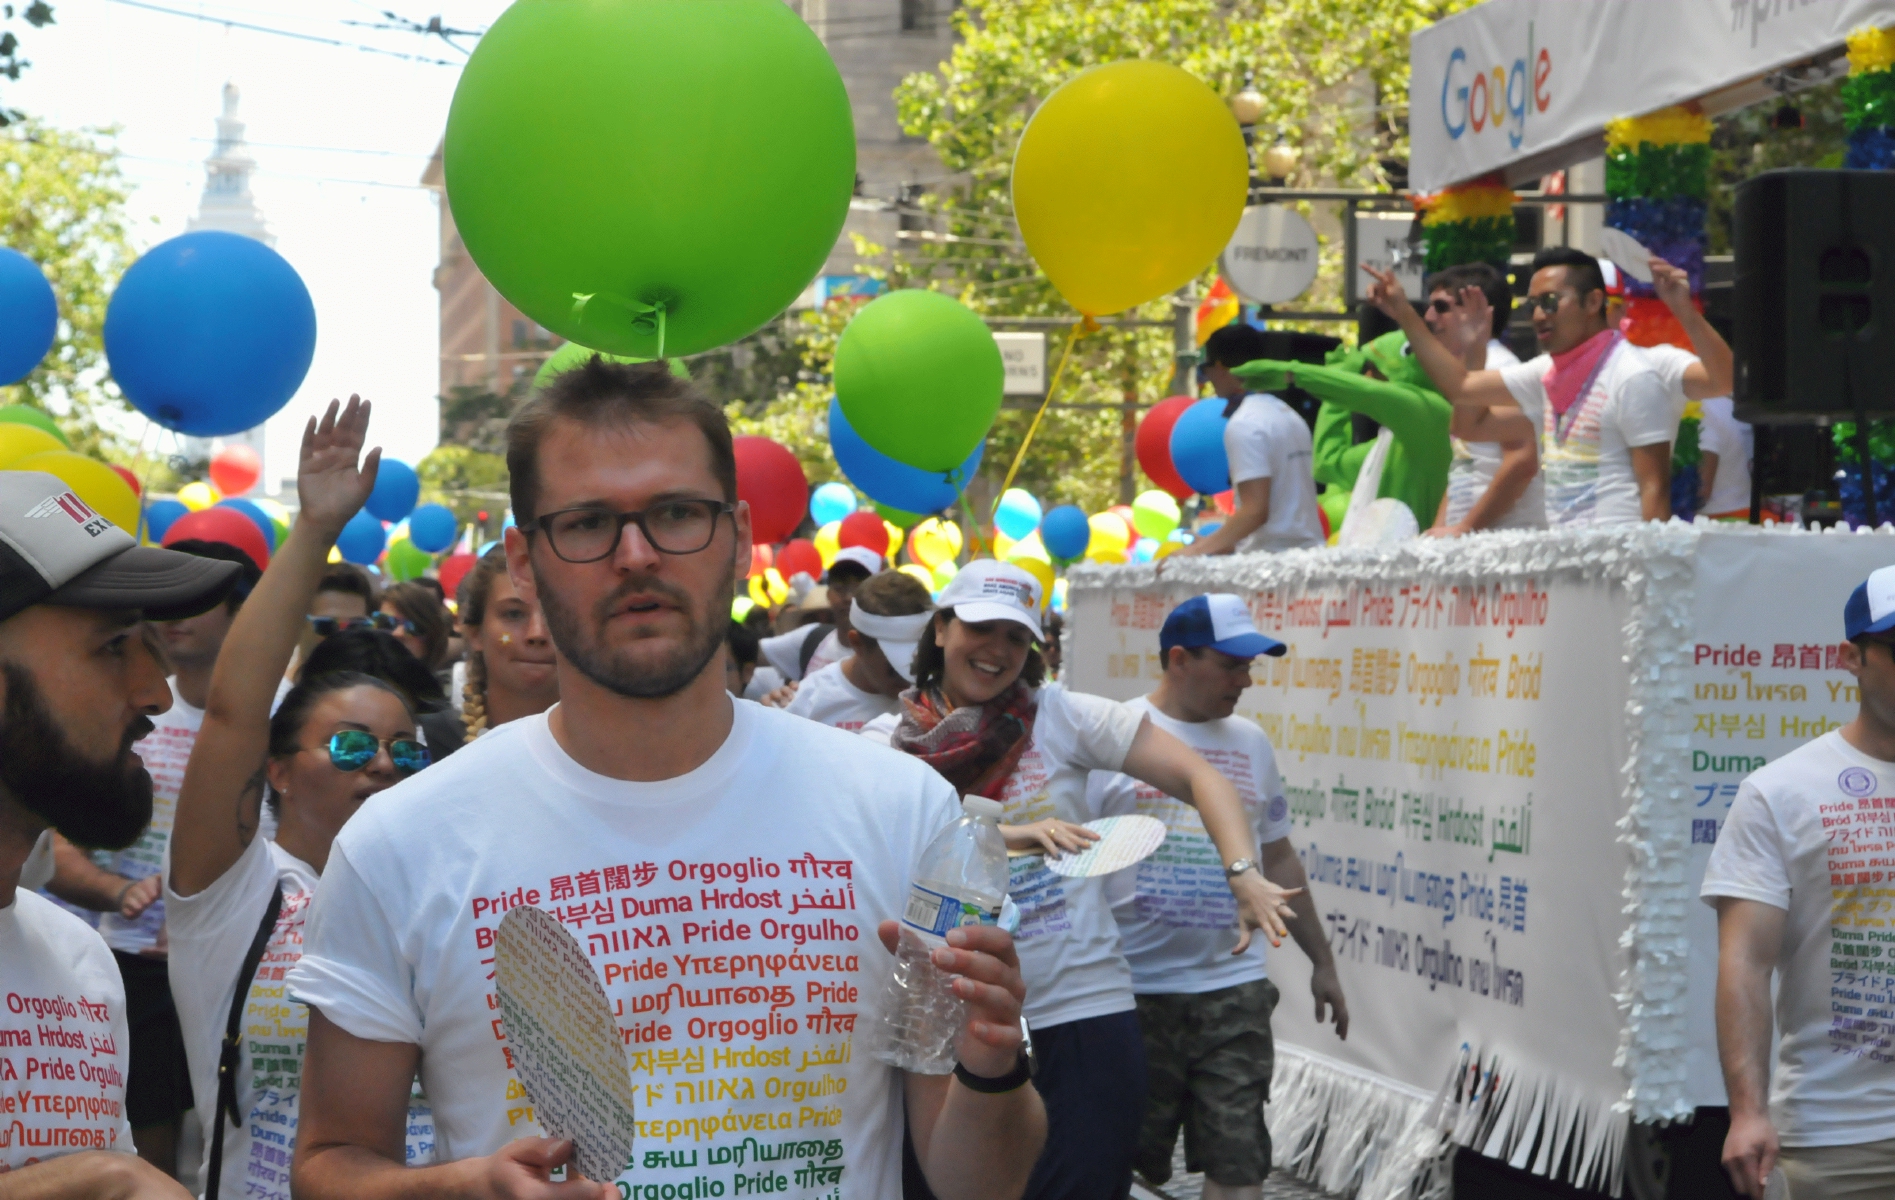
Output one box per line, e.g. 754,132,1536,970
1132,978,1279,1187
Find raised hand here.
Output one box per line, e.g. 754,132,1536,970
298,396,382,536
1650,257,1693,314
1360,263,1416,322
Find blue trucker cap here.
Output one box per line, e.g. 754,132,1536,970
1845,565,1895,641
1159,593,1286,659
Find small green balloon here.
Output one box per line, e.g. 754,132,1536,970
834,290,1004,472
387,537,434,582
874,501,925,529
532,342,690,390
445,0,855,359
0,404,69,447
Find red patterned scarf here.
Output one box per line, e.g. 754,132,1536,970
1543,327,1621,419
890,683,1037,799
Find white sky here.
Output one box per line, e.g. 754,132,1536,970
10,0,514,491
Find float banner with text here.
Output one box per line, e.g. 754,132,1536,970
1068,526,1895,1198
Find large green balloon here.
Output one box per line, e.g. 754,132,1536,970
0,404,69,447
445,0,855,360
532,342,689,391
386,536,434,582
833,290,1004,472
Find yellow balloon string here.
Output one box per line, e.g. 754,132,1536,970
952,476,986,560
994,317,1093,511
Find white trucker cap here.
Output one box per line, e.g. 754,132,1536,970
935,558,1044,642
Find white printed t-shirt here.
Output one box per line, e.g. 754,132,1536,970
106,678,292,956
786,661,897,733
760,627,846,683
1442,340,1546,530
1086,697,1293,995
1222,394,1325,553
0,889,136,1167
1699,730,1895,1147
1500,342,1675,528
287,700,959,1196
166,830,435,1199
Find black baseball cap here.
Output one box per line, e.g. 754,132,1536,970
0,471,241,624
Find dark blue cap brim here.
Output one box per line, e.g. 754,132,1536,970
1211,632,1286,658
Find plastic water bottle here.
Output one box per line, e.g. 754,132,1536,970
874,795,1009,1074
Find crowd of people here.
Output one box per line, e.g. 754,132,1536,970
0,243,1877,1200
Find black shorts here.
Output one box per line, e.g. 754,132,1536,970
113,951,195,1128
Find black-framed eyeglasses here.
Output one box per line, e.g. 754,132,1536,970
1525,290,1573,316
312,729,431,774
306,613,415,637
524,500,734,563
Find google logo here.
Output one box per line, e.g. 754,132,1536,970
1440,34,1551,150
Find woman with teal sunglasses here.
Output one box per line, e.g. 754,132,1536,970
162,398,436,1200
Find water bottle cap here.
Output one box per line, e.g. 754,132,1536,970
961,795,1004,821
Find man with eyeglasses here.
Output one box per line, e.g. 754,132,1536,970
1368,246,1730,528
288,358,1045,1200
1084,595,1345,1200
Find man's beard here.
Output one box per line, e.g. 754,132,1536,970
535,563,733,700
0,664,155,850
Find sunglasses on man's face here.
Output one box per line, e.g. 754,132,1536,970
1427,297,1458,315
306,613,416,637
1525,291,1573,316
318,729,431,774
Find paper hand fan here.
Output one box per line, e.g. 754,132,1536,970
1597,226,1655,284
495,905,636,1184
1043,815,1168,878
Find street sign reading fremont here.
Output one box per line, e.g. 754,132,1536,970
1218,205,1320,305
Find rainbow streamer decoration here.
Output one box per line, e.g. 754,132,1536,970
1195,275,1239,346
1845,25,1895,169
1604,104,1712,349
1417,173,1515,273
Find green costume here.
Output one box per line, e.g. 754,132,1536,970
1232,331,1452,531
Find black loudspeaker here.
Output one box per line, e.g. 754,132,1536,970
1733,169,1895,423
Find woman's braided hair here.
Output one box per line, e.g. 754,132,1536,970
456,546,512,737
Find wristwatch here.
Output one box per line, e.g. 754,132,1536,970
1225,857,1258,878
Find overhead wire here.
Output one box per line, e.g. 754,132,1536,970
101,0,461,65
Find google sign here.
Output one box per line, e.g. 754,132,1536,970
1439,33,1550,150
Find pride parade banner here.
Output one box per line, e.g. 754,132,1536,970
1067,524,1895,1198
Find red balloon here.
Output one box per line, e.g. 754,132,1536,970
1136,395,1196,500
1212,489,1235,516
109,464,142,497
438,552,478,602
837,510,887,553
776,539,823,581
208,444,262,496
162,506,269,571
733,436,808,546
747,544,774,579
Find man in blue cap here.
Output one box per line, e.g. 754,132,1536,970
1086,593,1347,1200
1704,567,1895,1198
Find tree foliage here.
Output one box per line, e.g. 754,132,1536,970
0,118,138,454
0,2,55,126
418,443,510,530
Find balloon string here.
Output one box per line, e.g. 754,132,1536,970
994,318,1091,513
951,475,985,560
655,302,667,360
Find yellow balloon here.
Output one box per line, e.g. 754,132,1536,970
1007,553,1054,603
899,563,935,591
11,451,140,535
1154,539,1185,560
932,559,959,591
0,424,65,468
908,517,957,570
748,567,790,608
1011,532,1051,564
1086,512,1131,561
178,480,221,511
992,530,1015,560
813,521,841,569
1012,61,1248,316
882,520,904,559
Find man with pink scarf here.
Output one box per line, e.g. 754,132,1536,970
1366,247,1732,527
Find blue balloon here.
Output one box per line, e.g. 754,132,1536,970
1131,537,1157,562
1040,504,1090,561
408,502,459,553
104,231,316,437
809,481,856,527
366,458,420,522
829,399,981,515
144,498,189,543
994,488,1042,541
1198,521,1224,537
336,509,387,566
1168,398,1230,495
478,539,500,557
217,498,278,552
0,249,57,386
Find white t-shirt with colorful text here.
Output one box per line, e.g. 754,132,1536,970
287,700,959,1197
1700,730,1895,1147
786,662,897,733
1501,342,1675,528
0,890,135,1168
1085,697,1294,995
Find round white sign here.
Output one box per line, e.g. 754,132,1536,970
1219,205,1320,305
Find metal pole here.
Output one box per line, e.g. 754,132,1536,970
1170,288,1196,397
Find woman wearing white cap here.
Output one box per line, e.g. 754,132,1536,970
867,559,1301,1200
